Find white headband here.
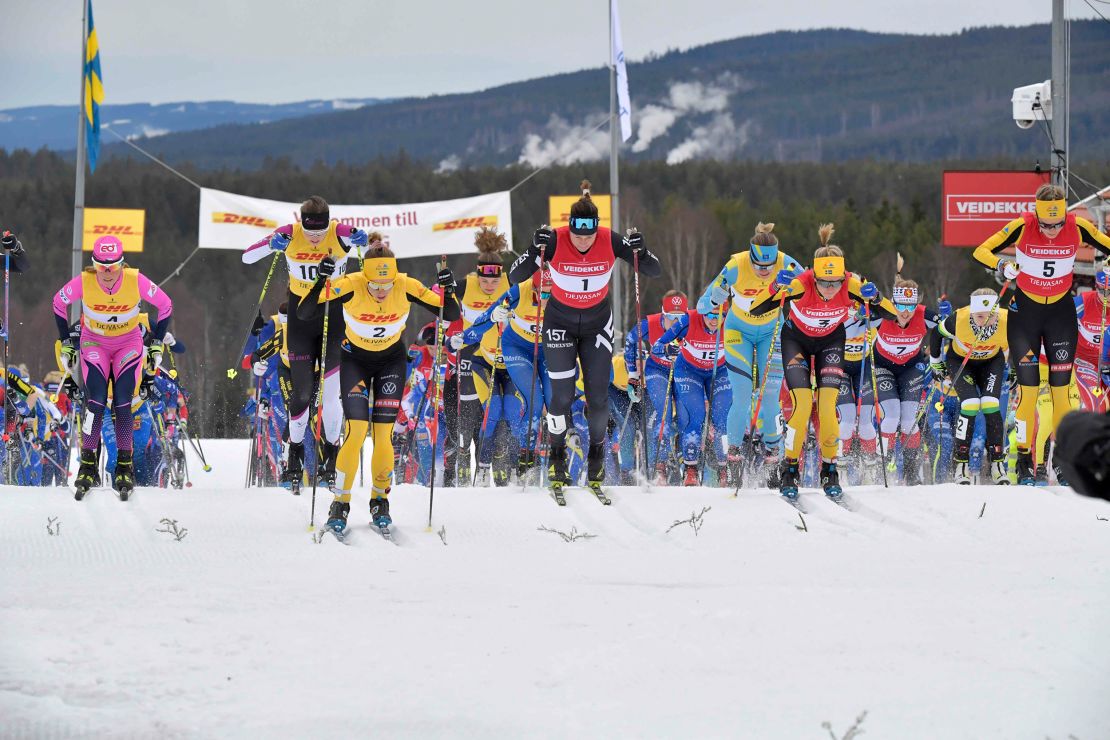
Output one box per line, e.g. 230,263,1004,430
970,294,998,313
892,285,919,304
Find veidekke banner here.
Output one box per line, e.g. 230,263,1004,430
198,187,513,258
942,170,1051,247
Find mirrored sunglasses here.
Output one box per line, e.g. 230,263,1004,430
663,312,684,321
367,280,394,291
894,302,919,312
570,217,598,231
815,278,844,289
94,261,123,273
477,264,502,277
1037,220,1064,231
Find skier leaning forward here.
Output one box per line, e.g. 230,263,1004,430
506,180,660,496
748,224,893,499
53,235,173,499
297,241,458,533
243,196,370,489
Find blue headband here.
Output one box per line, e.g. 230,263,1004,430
750,242,779,266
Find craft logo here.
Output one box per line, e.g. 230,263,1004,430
212,212,278,229
433,215,498,232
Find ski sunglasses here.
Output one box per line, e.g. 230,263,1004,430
815,278,844,289
477,264,502,277
569,217,599,234
894,302,918,313
1037,219,1065,232
367,280,394,291
94,260,123,273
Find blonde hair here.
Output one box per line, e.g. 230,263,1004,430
815,223,843,259
971,287,996,298
895,278,918,292
1035,184,1066,201
752,221,777,247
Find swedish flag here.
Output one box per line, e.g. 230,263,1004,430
84,0,104,172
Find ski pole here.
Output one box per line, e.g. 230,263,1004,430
3,234,10,374
471,308,507,486
652,344,679,483
863,300,889,488
521,251,547,490
308,276,332,531
229,253,281,379
630,231,650,483
699,280,728,485
427,255,448,531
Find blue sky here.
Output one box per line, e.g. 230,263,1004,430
1,0,1099,109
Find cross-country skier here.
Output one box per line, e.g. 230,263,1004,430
749,223,893,499
242,196,369,490
52,235,173,499
1073,270,1110,412
971,183,1110,485
929,288,1011,484
297,239,458,534
507,180,661,501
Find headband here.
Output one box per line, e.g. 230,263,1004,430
301,212,331,231
1034,199,1066,221
814,256,845,280
663,294,688,314
362,257,398,283
970,294,998,313
891,285,920,304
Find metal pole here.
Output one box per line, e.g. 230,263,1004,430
71,0,88,301
609,0,624,334
1050,0,1066,188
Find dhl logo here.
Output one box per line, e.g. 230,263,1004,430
355,313,402,322
292,252,329,261
212,212,278,229
90,304,129,312
739,288,761,296
91,225,139,235
433,215,498,232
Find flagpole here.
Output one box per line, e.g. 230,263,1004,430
71,0,88,287
609,0,624,334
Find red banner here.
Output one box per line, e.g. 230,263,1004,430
942,170,1051,247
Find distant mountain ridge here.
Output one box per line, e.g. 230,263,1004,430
9,22,1110,168
0,98,388,151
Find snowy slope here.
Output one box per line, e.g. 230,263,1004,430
2,440,1109,739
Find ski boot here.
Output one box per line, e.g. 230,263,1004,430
326,499,350,533
820,461,843,499
683,464,699,487
281,442,305,494
990,460,1009,485
653,462,669,486
369,497,392,528
493,467,510,487
727,443,743,488
457,461,471,489
320,441,340,489
779,459,800,499
517,446,536,479
953,461,972,485
74,449,98,500
473,464,492,487
548,444,569,505
586,443,610,504
1051,463,1068,487
1034,463,1049,486
716,465,729,488
1014,451,1036,486
902,445,922,486
113,450,135,501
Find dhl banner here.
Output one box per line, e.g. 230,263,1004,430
199,187,513,258
548,194,612,230
82,208,145,252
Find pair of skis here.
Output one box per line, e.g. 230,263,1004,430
327,520,393,545
550,482,610,507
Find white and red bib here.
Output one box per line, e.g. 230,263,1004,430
1077,290,1108,363
679,310,726,371
787,270,852,338
875,305,927,365
645,313,674,369
548,226,616,309
1015,212,1080,298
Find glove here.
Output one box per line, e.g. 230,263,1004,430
348,228,369,247
317,256,336,278
60,339,79,371
532,227,555,253
269,231,292,251
937,299,953,319
929,358,947,379
627,231,645,255
163,331,177,348
626,375,641,403
1,231,21,252
1102,369,1110,389
708,281,730,307
859,281,880,303
437,267,456,294
491,304,511,324
448,334,465,352
774,269,797,289
997,260,1020,281
664,342,681,359
252,360,268,377
147,340,164,369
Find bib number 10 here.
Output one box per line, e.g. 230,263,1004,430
297,265,319,281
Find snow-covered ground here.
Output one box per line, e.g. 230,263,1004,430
2,439,1109,739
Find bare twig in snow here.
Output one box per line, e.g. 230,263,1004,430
1097,516,1108,523
795,512,808,533
155,518,188,541
46,516,60,536
666,506,712,536
822,710,868,740
437,525,448,546
537,525,597,543
979,502,986,519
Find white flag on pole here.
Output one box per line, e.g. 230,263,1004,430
611,0,632,142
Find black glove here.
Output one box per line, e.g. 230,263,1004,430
1,231,19,252
627,231,645,255
437,267,456,294
317,256,336,278
532,227,555,254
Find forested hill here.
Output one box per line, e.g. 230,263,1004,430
99,22,1110,170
